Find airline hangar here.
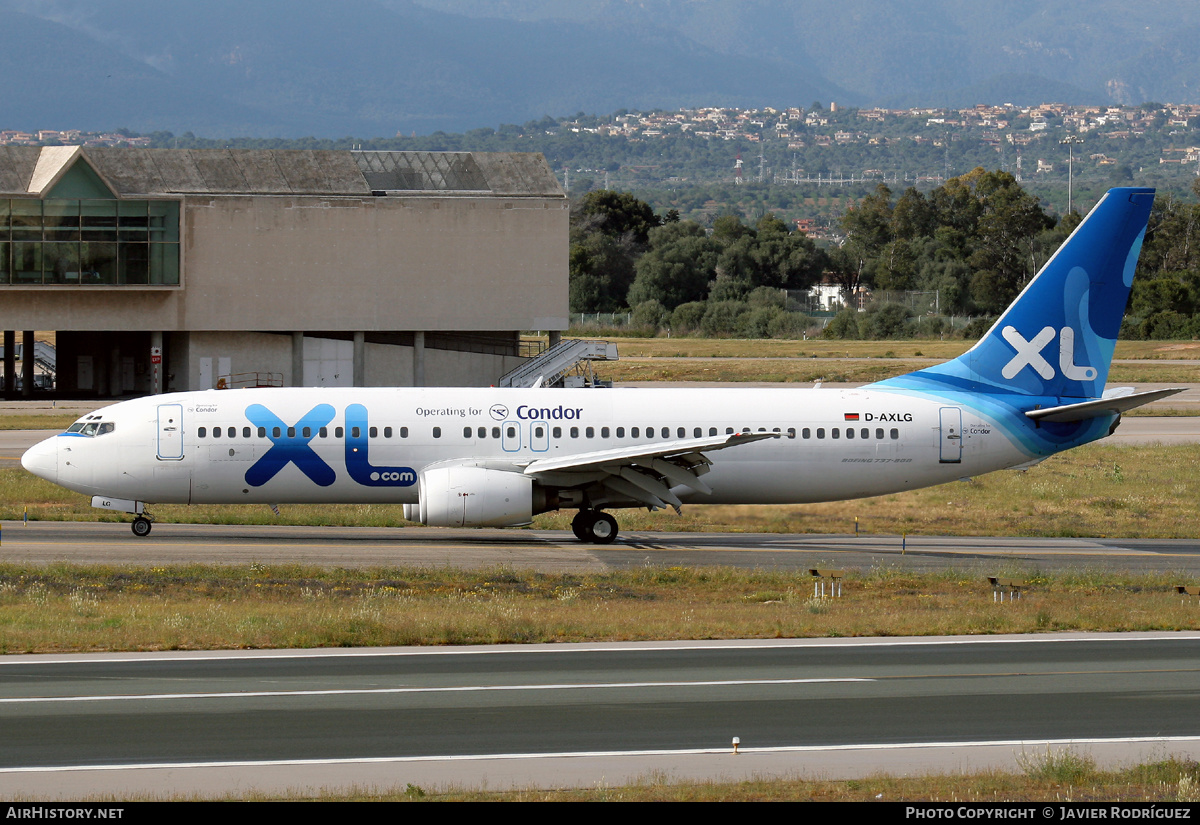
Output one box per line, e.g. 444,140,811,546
0,146,568,397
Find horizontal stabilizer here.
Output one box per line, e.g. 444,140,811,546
1024,388,1185,423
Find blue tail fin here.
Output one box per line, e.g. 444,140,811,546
872,187,1154,399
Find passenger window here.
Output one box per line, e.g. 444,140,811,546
351,427,360,438
846,428,854,439
553,427,561,438
817,428,825,439
303,427,312,438
890,428,900,439
570,427,579,438
832,428,840,439
631,427,640,438
400,427,408,438
616,427,625,438
243,427,252,438
492,426,500,438
369,427,378,438
198,427,206,438
601,427,609,438
876,428,884,439
709,427,717,436
787,428,796,439
477,427,486,438
536,426,545,438
677,427,685,438
464,427,472,438
726,427,734,435
586,426,595,438
861,428,868,439
802,428,810,439
384,427,392,438
258,427,266,438
661,427,669,438
507,426,516,438
335,427,343,438
694,427,702,438
433,427,441,438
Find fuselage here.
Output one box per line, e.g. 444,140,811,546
22,384,1111,509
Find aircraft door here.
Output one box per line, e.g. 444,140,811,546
939,406,962,464
502,420,521,452
530,420,549,452
157,404,184,460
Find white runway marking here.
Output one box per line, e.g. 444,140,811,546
0,677,871,704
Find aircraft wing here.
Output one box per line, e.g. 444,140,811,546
1024,387,1185,423
521,431,780,512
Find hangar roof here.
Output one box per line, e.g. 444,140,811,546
0,147,564,198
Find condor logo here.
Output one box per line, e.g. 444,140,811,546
1001,325,1097,382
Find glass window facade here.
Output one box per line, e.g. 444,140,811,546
0,199,180,286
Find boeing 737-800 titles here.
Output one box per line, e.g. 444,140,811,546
21,187,1180,543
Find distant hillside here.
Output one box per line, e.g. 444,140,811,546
2,0,1198,137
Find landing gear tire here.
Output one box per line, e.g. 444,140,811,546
587,512,619,545
570,510,619,544
131,517,152,537
571,511,592,542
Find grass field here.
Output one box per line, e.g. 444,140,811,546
1,563,1198,654
609,338,1200,360
278,755,1200,800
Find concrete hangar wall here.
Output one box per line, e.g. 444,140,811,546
0,146,568,398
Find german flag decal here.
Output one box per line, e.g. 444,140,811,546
844,413,860,421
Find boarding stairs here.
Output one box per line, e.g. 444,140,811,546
498,338,618,388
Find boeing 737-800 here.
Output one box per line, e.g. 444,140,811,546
21,187,1179,543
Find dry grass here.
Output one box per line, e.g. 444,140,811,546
598,357,1200,384
308,755,1200,800
611,338,1200,361
0,414,79,431
38,755,1200,801
1,563,1198,654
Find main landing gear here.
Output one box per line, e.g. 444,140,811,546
571,510,618,544
131,515,154,537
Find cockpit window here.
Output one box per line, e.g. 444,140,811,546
69,421,115,437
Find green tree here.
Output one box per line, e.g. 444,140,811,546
627,221,718,309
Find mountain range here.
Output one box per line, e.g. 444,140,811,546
3,0,1198,138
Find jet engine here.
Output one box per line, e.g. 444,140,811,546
402,464,557,528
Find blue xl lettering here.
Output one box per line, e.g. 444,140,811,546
244,404,337,487
345,404,417,487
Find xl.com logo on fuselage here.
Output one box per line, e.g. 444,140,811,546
243,403,416,488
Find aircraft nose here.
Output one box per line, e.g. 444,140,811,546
20,436,58,484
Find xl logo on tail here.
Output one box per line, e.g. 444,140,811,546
1001,326,1097,382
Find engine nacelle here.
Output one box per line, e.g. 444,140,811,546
414,465,535,528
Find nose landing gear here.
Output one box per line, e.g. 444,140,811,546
131,515,154,537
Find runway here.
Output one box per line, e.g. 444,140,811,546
2,633,1199,798
5,521,1200,573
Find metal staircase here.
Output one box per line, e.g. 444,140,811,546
498,338,618,388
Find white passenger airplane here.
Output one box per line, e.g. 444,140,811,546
22,187,1179,543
